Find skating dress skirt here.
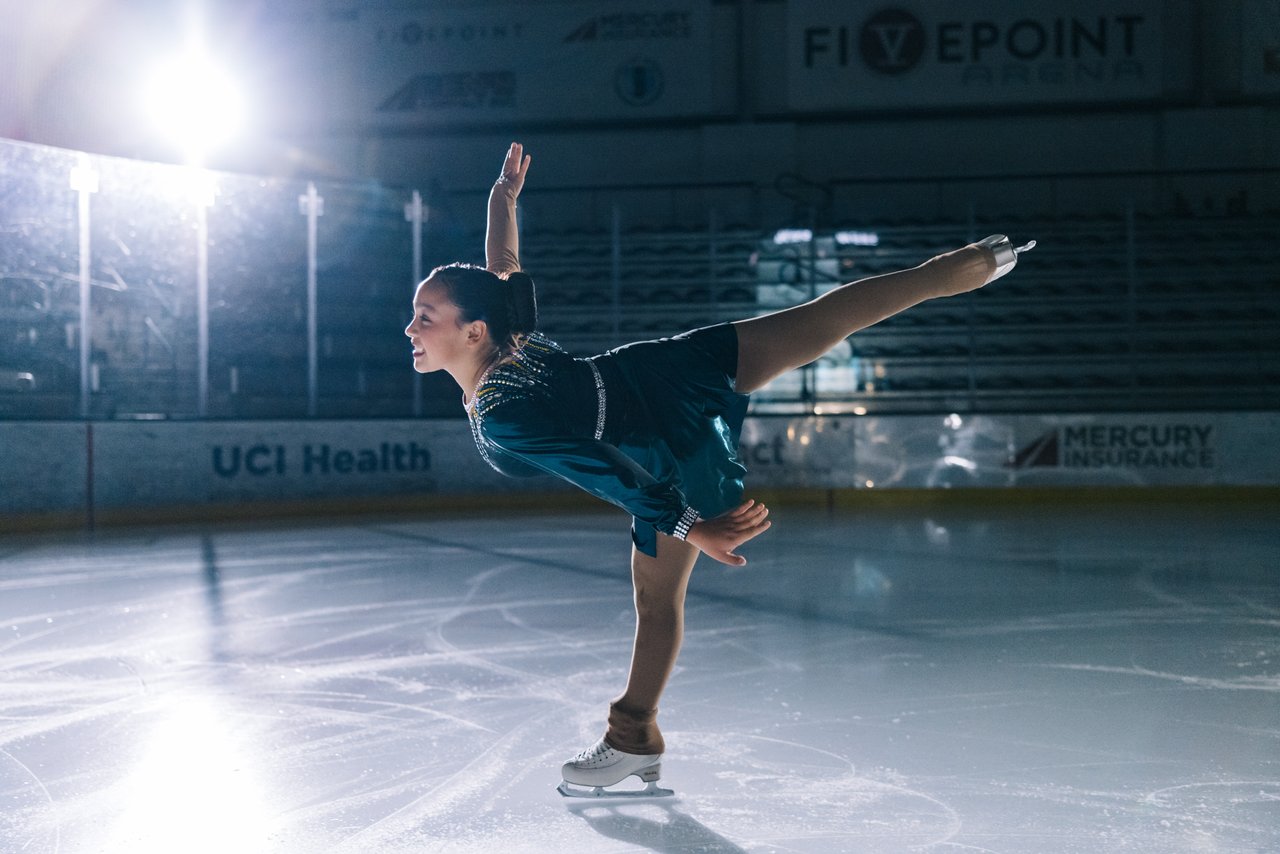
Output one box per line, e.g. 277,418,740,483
468,323,749,556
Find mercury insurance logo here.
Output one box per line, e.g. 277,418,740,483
861,8,926,75
564,11,692,42
1008,430,1059,468
1007,424,1216,470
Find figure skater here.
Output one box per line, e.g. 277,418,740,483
404,143,1033,797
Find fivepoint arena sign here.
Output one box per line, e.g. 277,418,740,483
787,0,1165,110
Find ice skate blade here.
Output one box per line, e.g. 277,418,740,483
977,234,1036,283
557,780,675,799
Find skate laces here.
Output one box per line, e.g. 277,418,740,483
573,739,613,764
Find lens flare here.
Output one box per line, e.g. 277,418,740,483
144,52,243,164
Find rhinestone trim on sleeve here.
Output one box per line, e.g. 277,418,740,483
672,505,700,541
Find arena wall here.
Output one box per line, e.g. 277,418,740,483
4,412,1277,532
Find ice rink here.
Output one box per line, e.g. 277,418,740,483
2,500,1277,853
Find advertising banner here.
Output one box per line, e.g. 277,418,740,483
738,416,859,488
87,420,536,510
787,0,1165,111
853,412,1280,489
269,2,714,128
1000,412,1280,487
2,413,1276,521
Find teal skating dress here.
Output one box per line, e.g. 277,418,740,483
467,323,750,556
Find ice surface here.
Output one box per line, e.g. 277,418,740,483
1,503,1277,852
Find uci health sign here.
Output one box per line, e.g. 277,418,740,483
788,0,1164,110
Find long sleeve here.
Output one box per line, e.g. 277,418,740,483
485,178,521,276
478,401,696,539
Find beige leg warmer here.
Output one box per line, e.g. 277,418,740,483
604,699,665,755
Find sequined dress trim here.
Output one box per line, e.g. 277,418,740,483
585,359,607,441
465,359,501,469
468,405,494,468
467,334,603,471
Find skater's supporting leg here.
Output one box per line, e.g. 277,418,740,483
731,243,996,395
607,533,700,752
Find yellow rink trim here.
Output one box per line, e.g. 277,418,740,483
3,485,1278,537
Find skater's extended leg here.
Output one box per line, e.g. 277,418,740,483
731,243,996,394
608,533,700,753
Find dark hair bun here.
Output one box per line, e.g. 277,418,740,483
505,272,538,334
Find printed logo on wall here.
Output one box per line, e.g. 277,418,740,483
564,11,693,42
1007,423,1217,471
211,442,434,479
860,8,927,75
615,58,664,105
376,20,524,46
298,4,711,127
378,71,517,112
789,0,1163,109
1008,430,1058,468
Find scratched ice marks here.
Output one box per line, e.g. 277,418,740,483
1,504,1277,852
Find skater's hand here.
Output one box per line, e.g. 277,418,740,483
495,142,531,199
686,499,771,566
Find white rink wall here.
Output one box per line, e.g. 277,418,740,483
3,412,1279,522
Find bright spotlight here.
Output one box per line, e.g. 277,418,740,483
144,52,244,164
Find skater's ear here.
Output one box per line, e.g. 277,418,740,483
463,317,491,347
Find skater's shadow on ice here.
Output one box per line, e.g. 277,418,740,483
565,800,747,853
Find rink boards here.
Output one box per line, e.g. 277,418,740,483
3,412,1279,523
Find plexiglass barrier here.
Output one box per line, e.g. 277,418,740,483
2,137,1278,421
1,139,425,420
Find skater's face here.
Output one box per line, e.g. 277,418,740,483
405,278,488,374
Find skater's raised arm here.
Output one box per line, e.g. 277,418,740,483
486,142,531,277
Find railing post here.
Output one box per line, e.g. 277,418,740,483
1126,202,1138,388
192,170,215,418
966,202,978,411
299,182,324,417
802,208,818,410
708,208,719,317
406,190,425,417
611,204,622,347
70,154,98,420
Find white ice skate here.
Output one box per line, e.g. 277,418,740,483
978,234,1036,283
556,737,674,799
